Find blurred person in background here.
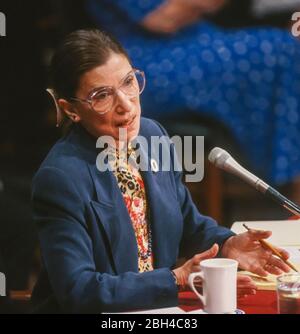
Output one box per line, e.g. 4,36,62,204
86,0,300,202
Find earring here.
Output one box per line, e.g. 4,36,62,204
46,88,63,128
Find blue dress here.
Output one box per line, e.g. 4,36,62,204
87,0,300,185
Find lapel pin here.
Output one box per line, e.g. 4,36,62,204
151,159,159,173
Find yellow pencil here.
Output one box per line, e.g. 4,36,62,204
242,223,299,273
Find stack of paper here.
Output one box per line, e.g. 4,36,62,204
239,264,300,291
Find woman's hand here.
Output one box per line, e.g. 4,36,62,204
176,0,227,13
141,0,227,34
221,230,291,277
182,270,257,298
141,1,201,34
172,244,219,288
172,243,257,297
237,274,257,298
192,274,257,298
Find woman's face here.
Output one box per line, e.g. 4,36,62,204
71,53,142,144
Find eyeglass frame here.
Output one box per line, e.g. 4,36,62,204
68,68,145,115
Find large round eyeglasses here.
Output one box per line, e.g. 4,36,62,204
70,69,145,115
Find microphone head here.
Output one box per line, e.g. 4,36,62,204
208,147,269,193
208,147,231,169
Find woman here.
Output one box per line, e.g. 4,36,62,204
31,29,290,313
87,0,300,197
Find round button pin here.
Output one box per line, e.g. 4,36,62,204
151,159,159,172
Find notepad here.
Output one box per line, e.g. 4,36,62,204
239,261,300,291
238,271,277,291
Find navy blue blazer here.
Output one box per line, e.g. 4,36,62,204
31,118,234,313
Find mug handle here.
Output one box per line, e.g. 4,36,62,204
188,272,206,306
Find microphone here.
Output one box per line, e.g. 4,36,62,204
208,147,300,217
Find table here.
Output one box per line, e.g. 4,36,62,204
179,290,278,314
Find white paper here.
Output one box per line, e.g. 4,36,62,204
231,220,300,247
282,246,300,264
105,307,186,314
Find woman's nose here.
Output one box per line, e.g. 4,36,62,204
115,90,135,114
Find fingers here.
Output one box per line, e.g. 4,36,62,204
249,258,290,277
237,275,257,289
237,274,254,284
263,264,282,276
174,245,219,287
266,256,291,274
248,229,272,241
193,280,202,289
191,265,201,273
237,274,252,282
273,247,290,260
236,275,257,298
193,244,219,264
237,288,256,298
249,265,269,277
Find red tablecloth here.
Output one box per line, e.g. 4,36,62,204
179,290,278,314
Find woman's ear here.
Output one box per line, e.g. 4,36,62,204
58,99,81,123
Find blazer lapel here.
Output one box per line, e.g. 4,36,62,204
71,125,139,274
88,163,139,274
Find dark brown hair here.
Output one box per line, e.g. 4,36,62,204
51,29,130,99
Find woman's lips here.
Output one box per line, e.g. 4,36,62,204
117,115,136,128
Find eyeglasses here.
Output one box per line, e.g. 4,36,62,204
70,69,145,115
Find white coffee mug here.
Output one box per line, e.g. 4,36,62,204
188,258,238,314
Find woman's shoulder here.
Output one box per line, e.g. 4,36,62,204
140,117,168,137
38,141,82,172
34,128,94,185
